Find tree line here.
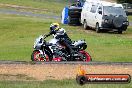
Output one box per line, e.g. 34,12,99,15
117,0,131,3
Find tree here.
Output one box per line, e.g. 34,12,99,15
117,0,131,3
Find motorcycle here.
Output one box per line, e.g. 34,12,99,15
31,34,92,62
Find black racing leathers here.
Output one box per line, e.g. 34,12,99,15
46,30,73,55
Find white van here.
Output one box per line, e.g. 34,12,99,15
81,0,129,34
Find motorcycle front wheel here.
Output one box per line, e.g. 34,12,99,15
31,50,50,61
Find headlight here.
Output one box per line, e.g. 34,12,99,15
123,21,129,25
104,19,108,23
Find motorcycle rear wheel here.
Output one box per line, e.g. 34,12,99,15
79,50,92,62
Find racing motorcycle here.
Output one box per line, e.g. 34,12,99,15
31,33,92,62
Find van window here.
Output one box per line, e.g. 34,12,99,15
86,4,91,11
103,6,126,16
97,6,102,14
83,2,89,11
90,5,98,13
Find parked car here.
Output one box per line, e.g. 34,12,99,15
81,0,129,34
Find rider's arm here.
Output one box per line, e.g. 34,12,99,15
45,33,51,37
46,30,56,37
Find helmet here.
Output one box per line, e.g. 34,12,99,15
50,23,60,31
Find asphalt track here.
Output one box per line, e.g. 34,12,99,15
0,8,60,19
0,61,132,65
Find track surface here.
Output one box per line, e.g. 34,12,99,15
0,61,132,65
0,8,60,19
0,62,132,81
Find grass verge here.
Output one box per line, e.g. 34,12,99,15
128,16,132,22
0,14,132,62
0,0,68,15
0,79,131,88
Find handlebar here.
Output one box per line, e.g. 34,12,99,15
43,35,47,39
43,34,49,39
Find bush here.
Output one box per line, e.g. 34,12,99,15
117,0,131,3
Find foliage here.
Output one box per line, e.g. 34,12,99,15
117,0,131,3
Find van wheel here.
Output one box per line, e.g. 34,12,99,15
83,21,88,30
96,23,100,33
118,29,122,34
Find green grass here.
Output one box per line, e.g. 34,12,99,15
0,14,58,61
69,27,132,62
0,0,68,15
0,13,132,62
0,80,131,88
128,16,132,22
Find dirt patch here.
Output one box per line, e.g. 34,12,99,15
0,64,131,81
0,74,35,81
